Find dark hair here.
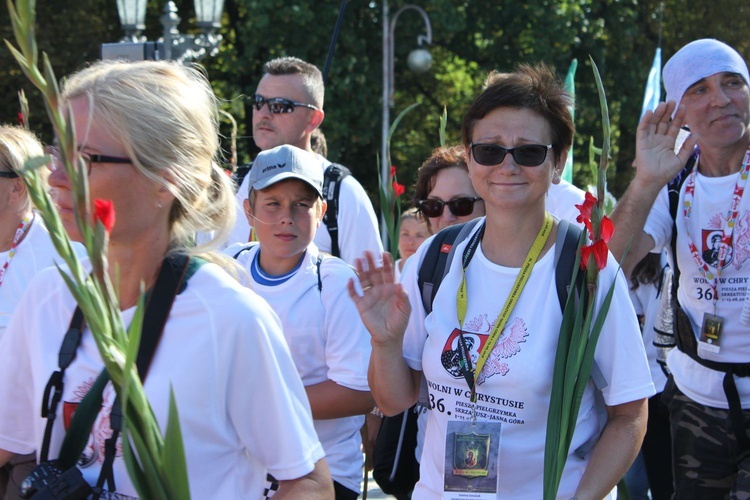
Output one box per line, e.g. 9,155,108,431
311,128,327,157
461,63,574,162
630,252,664,290
263,56,324,108
412,145,468,208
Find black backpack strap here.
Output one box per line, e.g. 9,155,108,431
417,219,482,315
322,163,351,258
316,253,324,292
39,308,85,463
232,242,258,260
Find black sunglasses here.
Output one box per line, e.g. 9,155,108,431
417,197,482,218
46,146,131,176
0,171,18,178
470,143,553,167
250,94,320,114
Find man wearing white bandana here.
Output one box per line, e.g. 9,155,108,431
611,39,750,497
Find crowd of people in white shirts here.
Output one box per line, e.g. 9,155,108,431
0,37,749,500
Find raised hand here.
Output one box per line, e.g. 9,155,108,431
347,251,412,346
635,101,699,187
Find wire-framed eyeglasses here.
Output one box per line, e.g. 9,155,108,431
45,146,132,175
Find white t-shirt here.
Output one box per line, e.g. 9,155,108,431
229,154,383,265
644,170,750,408
0,261,325,499
546,180,586,227
628,253,670,393
401,218,655,499
413,194,588,465
227,242,371,493
0,215,86,340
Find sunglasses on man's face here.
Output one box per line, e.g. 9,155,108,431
417,197,482,218
470,143,553,167
250,94,320,114
0,171,18,178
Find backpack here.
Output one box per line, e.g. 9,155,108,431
418,218,583,315
322,163,351,258
232,161,351,259
372,217,585,497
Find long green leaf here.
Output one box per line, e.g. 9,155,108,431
386,102,421,164
589,56,610,210
162,388,191,499
126,424,169,500
122,434,149,498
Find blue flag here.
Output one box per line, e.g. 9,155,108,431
640,48,662,119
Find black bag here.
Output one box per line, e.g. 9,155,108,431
371,404,420,497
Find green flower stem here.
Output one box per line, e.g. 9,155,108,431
542,58,618,499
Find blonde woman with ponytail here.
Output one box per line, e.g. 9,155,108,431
0,60,332,499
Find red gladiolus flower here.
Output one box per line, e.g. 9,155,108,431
575,192,597,227
393,181,405,197
580,239,609,271
93,199,116,233
390,165,397,178
17,112,25,127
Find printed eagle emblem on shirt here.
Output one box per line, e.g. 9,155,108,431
477,317,529,386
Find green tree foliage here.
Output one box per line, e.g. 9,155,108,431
1,0,749,205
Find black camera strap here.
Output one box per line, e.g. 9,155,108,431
38,254,195,493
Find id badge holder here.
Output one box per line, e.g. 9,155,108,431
442,419,501,499
698,312,724,355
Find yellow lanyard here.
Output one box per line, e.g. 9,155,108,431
456,212,553,402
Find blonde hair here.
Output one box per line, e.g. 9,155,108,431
0,125,47,210
60,60,235,259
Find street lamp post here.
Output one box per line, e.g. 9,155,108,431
111,0,225,62
381,1,433,247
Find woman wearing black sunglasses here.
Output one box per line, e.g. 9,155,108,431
413,145,485,234
350,63,653,499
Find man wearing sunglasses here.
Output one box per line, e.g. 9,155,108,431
229,57,383,265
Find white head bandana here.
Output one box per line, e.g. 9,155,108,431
663,39,749,114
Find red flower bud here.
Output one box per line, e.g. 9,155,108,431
390,165,397,178
93,199,116,233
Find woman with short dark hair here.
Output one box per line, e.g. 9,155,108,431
351,63,654,499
